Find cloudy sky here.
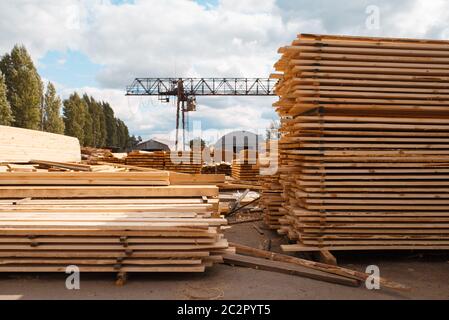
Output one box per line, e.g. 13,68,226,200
1,0,449,143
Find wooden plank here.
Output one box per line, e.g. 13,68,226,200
222,253,359,287
0,265,206,272
0,185,219,198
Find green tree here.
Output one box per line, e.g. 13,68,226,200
84,95,106,148
0,73,13,125
83,108,93,147
43,82,64,134
116,119,129,151
128,135,139,149
63,92,87,145
0,45,43,129
102,102,117,147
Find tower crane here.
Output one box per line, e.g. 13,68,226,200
126,78,277,150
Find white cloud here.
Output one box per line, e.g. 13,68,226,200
3,0,449,139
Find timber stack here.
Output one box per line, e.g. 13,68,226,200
125,151,166,170
259,154,283,229
119,151,202,174
202,163,232,176
231,150,260,183
163,151,202,174
272,33,449,252
0,170,229,273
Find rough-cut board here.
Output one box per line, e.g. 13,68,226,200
0,126,81,163
222,254,358,287
0,172,170,186
0,185,218,198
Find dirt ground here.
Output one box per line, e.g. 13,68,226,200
0,221,448,300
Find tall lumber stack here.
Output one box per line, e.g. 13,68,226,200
273,33,449,252
231,150,259,182
0,171,228,273
260,173,283,229
259,152,283,229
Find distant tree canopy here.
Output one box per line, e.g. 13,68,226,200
0,73,13,126
43,82,64,134
0,45,43,130
0,44,133,151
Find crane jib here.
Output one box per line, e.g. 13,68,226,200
125,78,277,96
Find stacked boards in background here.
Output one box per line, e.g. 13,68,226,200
125,151,166,170
202,163,232,176
116,151,202,174
0,171,228,273
259,149,283,229
164,151,202,174
260,173,283,229
231,150,260,182
272,34,449,252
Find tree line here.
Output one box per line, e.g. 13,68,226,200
0,45,139,151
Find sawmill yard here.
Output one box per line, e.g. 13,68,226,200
2,2,449,305
2,33,449,301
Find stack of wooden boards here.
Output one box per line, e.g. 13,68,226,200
0,126,81,163
0,171,229,273
202,162,232,176
164,151,202,174
125,151,166,170
259,160,283,229
81,147,122,163
260,174,283,229
116,151,202,174
272,33,449,252
231,151,260,182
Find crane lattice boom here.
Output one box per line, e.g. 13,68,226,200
126,78,276,96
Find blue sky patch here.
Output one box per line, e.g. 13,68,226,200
110,0,135,5
195,0,219,9
38,50,103,88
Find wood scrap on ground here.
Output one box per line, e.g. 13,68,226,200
229,242,410,291
223,253,359,287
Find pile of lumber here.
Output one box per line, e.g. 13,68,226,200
259,145,283,229
120,151,202,174
0,171,228,273
260,173,283,229
0,125,81,163
231,151,260,182
202,162,232,176
164,151,202,174
125,151,166,170
272,33,449,252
